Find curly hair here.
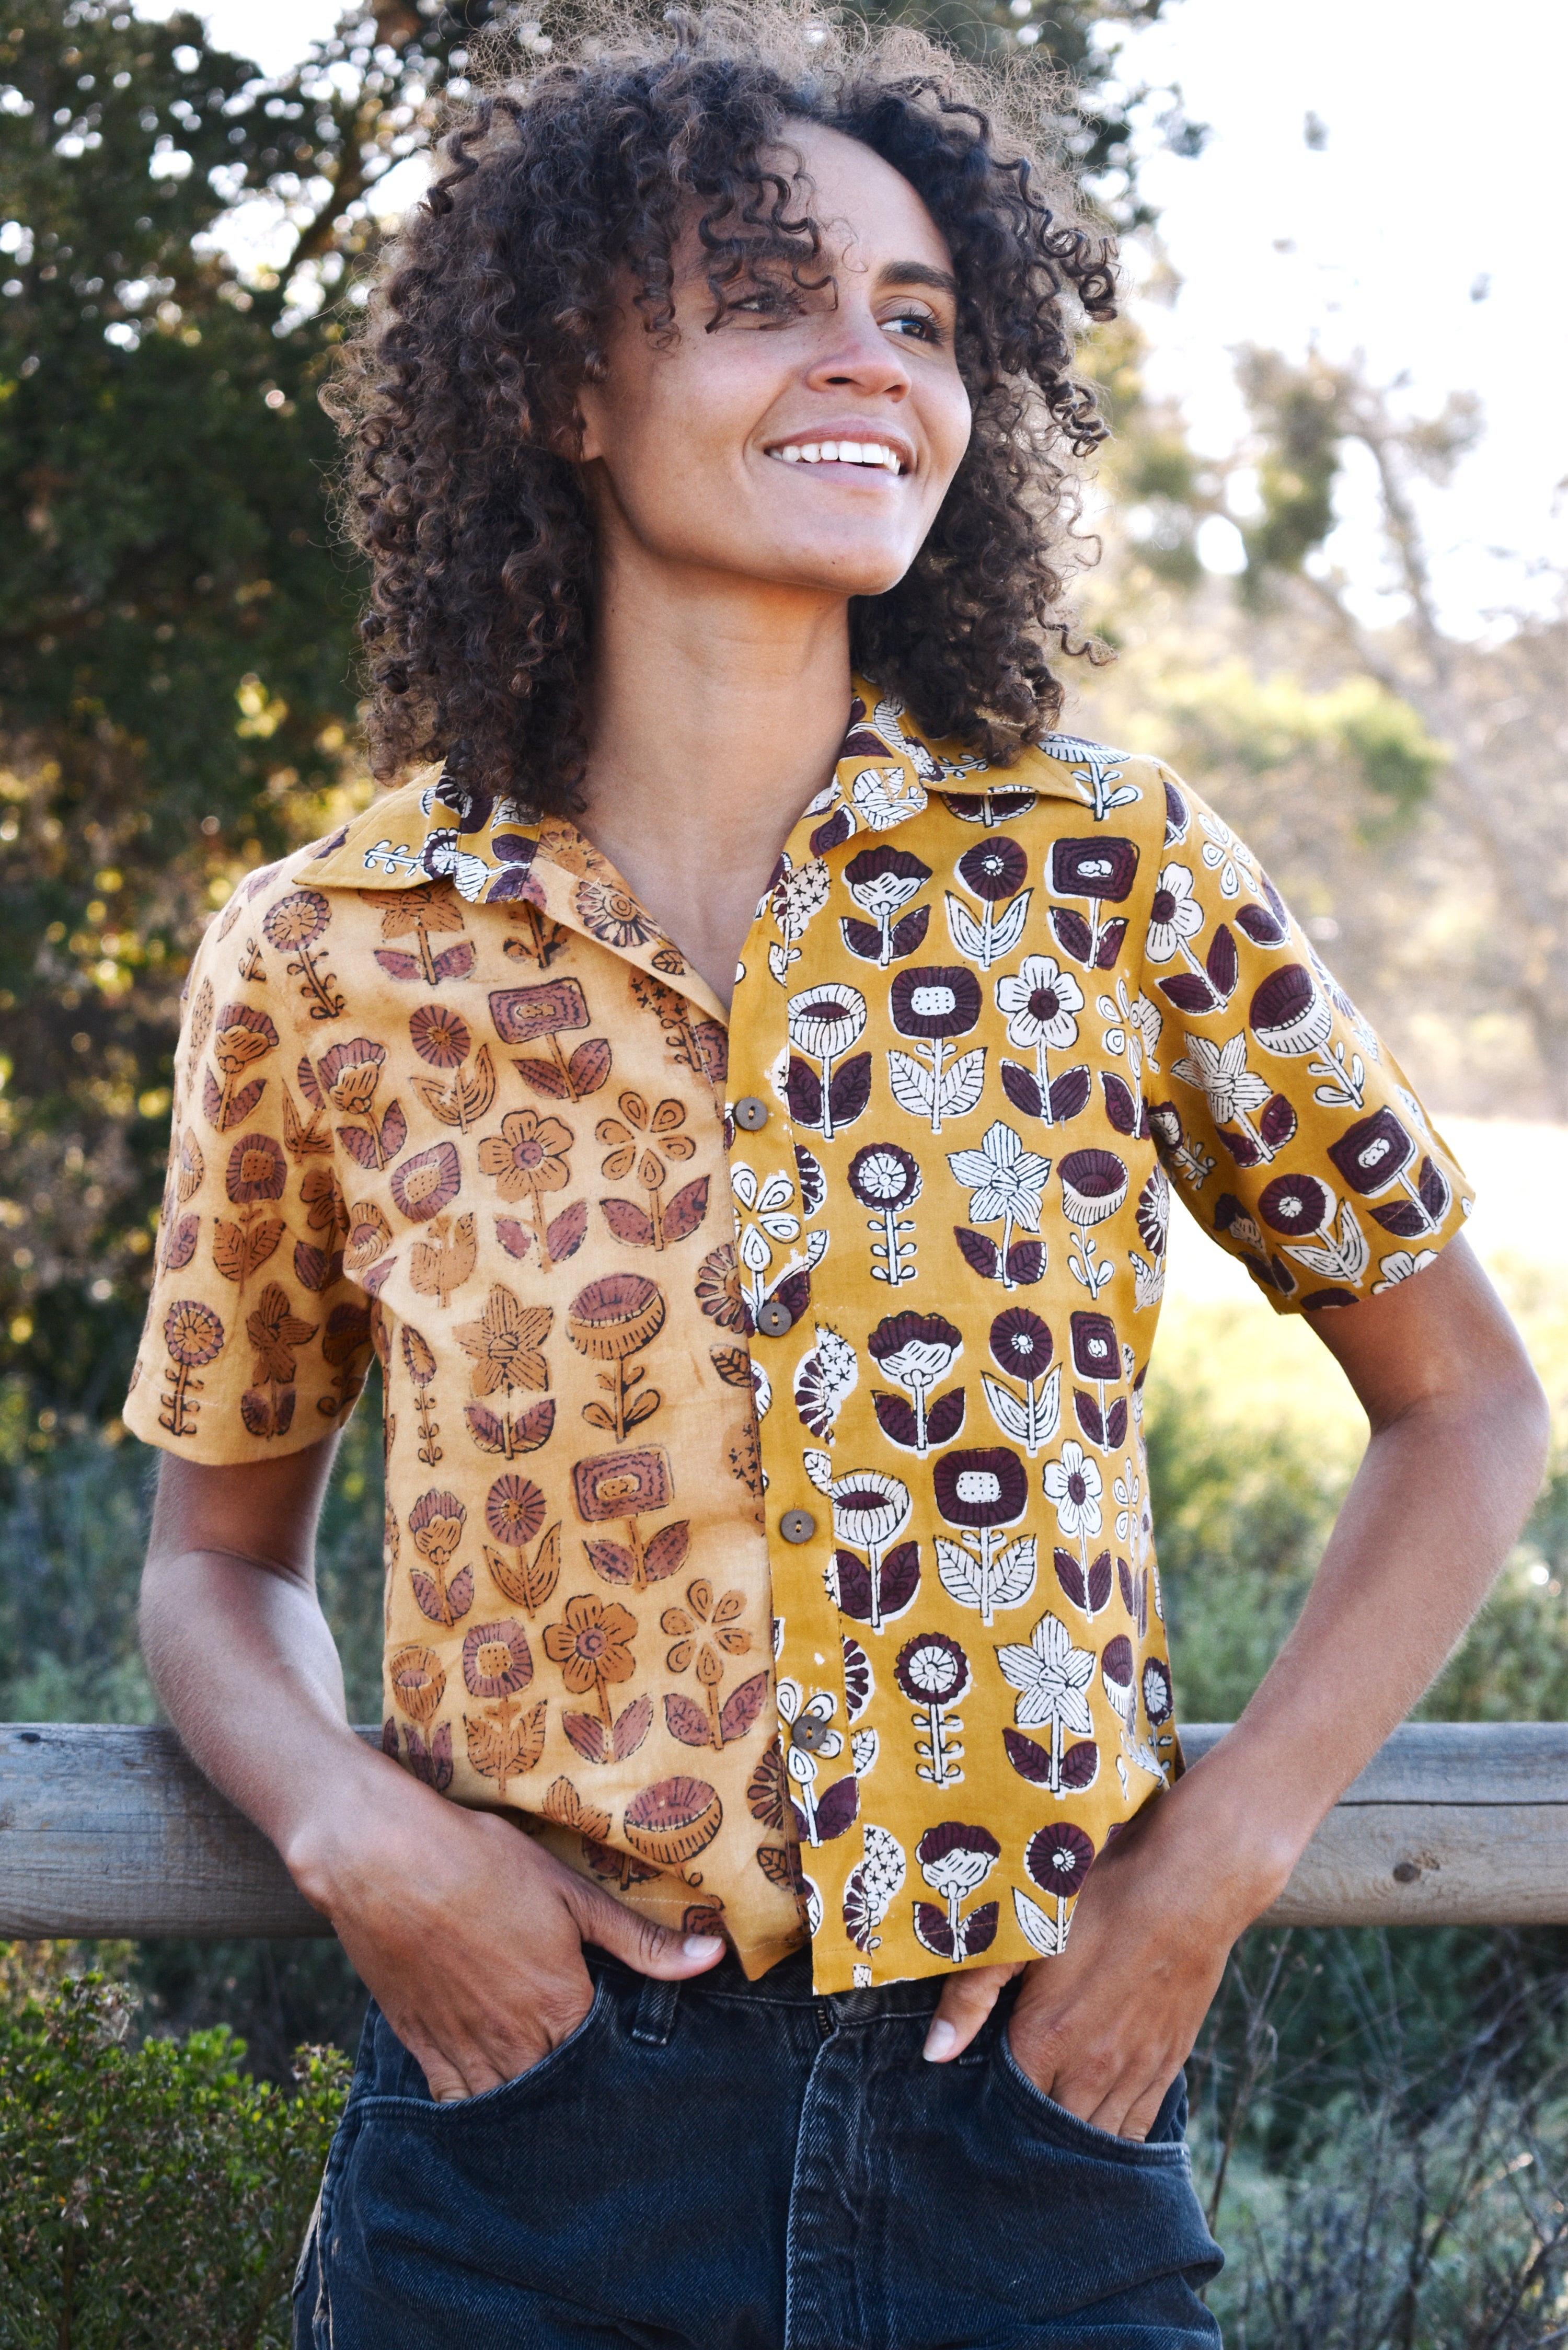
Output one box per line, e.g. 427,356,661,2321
329,1,1117,815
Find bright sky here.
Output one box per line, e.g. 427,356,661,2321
138,0,1567,636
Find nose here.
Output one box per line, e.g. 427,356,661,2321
802,295,912,402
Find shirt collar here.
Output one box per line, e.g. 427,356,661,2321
306,679,1090,908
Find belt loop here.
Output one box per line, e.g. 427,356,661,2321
632,1975,682,2047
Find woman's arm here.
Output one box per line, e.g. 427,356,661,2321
142,1443,724,2101
924,1235,1551,2123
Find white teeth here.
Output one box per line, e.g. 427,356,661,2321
801,443,821,463
781,444,801,462
768,439,904,471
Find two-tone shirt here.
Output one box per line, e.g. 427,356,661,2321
125,686,1470,1989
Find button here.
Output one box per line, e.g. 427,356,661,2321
779,1509,816,1545
734,1095,770,1132
756,1297,794,1337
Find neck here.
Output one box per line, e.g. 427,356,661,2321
576,548,854,1009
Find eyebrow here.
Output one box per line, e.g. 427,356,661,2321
874,259,959,299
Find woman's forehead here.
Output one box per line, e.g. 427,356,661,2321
672,119,954,280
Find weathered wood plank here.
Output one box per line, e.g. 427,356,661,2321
5,1722,1568,1940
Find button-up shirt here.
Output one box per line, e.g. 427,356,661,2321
126,686,1470,1989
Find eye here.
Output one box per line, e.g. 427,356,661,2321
882,305,946,345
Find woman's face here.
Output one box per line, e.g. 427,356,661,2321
575,122,972,604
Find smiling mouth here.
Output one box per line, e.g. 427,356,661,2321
765,439,907,475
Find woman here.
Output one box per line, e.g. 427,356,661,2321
126,9,1548,2345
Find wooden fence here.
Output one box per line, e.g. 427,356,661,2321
4,1719,1568,1940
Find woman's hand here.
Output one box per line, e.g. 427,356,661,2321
140,1446,723,2107
286,1752,723,2103
919,1774,1285,2136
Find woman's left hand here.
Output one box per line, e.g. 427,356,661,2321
919,1775,1288,2139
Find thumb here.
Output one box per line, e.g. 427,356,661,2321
561,1874,727,1981
923,1961,1021,2063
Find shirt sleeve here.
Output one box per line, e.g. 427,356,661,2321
1141,770,1473,1315
123,859,376,1460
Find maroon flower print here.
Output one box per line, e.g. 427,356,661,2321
894,1629,971,1789
841,844,932,967
224,1132,286,1204
391,1141,463,1223
932,1448,1034,1629
889,965,982,1040
956,837,1028,903
933,1447,1028,1530
1016,1820,1097,1956
913,1821,1000,1961
462,1617,534,1700
1259,1171,1330,1234
410,1005,473,1069
1249,963,1333,1057
868,1310,964,1456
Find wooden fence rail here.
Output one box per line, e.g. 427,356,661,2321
4,1720,1568,1941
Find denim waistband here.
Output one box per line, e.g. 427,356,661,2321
584,1939,952,2023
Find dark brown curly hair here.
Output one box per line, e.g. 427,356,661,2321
329,1,1117,816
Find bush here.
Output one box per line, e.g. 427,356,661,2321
0,1947,346,2349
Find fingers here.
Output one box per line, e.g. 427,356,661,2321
561,1873,727,1980
921,1962,1020,2063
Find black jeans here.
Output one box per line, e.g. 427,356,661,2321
294,1946,1223,2349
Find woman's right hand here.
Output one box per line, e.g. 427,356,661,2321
287,1752,725,2101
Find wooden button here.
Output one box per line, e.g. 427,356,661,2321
756,1297,794,1337
779,1509,816,1545
733,1095,770,1132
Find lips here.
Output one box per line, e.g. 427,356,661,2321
763,421,915,475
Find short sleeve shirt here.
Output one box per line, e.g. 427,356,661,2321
125,689,1472,1989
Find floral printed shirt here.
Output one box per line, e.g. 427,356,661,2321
126,686,1471,1990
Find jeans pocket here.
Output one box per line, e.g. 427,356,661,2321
370,1977,614,2118
997,2026,1189,2163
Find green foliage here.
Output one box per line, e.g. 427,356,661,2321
0,1960,347,2347
1236,347,1346,590
1142,662,1447,840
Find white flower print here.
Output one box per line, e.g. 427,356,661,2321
1170,1030,1273,1145
849,762,929,830
995,1611,1097,1793
996,955,1084,1051
1198,811,1257,899
1373,1248,1439,1292
792,1326,859,1442
1043,1441,1103,1543
947,1122,1053,1294
775,1680,844,1849
730,1162,801,1241
1145,862,1205,963
787,984,867,1066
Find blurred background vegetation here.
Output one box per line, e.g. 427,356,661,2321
3,0,1567,2341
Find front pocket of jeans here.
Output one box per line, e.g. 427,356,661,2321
363,1978,612,2119
997,2028,1186,2163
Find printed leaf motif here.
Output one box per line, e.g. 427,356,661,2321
886,1052,936,1121
1086,1549,1113,1612
566,1039,612,1097
981,1376,1030,1443
1000,1062,1043,1119
1050,907,1093,964
1002,1727,1054,1785
642,1522,691,1582
562,1711,610,1765
1260,1094,1298,1151
513,1057,571,1100
840,917,884,963
536,1200,584,1263
954,1227,1001,1281
719,1672,768,1745
757,1843,805,1894
829,1541,920,1624
1419,1157,1451,1219
411,1563,474,1626
543,1775,613,1841
464,1399,556,1455
465,1697,548,1789
1206,923,1239,999
162,1214,200,1271
1373,1199,1428,1239
379,1102,409,1159
1048,1067,1092,1123
710,1346,755,1389
599,1198,658,1247
431,941,477,983
804,1774,860,1843
1005,1240,1044,1286
584,1537,638,1584
1060,1738,1100,1790
1158,973,1218,1015
1106,1398,1128,1448
495,1218,533,1262
613,1693,653,1761
827,1053,873,1128
944,896,986,961
665,1691,713,1748
925,1387,967,1446
785,1057,824,1127
889,905,931,958
872,1392,920,1448
1102,1073,1138,1135
1073,1390,1105,1447
1093,919,1127,970
661,1177,710,1242
202,1070,266,1132
339,1125,381,1172
213,1217,283,1286
936,1537,986,1610
374,949,423,983
1013,1888,1063,1957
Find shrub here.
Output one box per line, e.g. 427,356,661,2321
0,1952,346,2348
